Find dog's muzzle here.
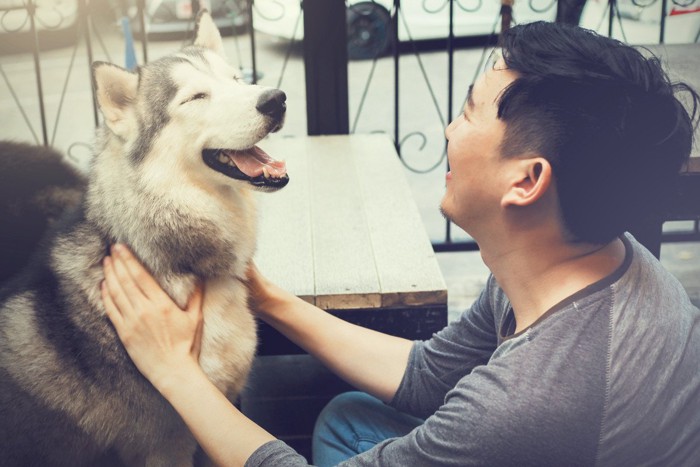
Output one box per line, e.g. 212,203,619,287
202,89,289,191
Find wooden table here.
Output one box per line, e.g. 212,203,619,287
628,44,700,257
253,134,448,355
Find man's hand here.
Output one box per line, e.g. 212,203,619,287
244,262,294,320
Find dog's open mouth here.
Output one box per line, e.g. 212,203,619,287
202,147,289,190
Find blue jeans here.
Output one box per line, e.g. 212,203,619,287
312,391,424,467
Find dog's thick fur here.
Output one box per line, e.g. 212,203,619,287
0,11,287,466
0,141,86,284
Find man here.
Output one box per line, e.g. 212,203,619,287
103,21,700,466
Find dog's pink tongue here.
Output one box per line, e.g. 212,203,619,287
226,146,286,178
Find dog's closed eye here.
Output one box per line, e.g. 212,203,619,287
181,93,208,105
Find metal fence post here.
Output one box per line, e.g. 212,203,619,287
659,0,667,43
303,0,349,135
27,0,48,145
79,0,99,128
248,0,258,85
393,0,399,152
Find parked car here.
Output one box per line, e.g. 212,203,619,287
252,0,558,59
127,0,248,38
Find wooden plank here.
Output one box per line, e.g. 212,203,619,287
255,134,447,311
306,136,382,309
349,134,448,308
255,137,315,303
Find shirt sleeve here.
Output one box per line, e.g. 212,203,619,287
246,341,603,467
245,280,501,467
245,440,310,467
337,353,601,467
246,276,615,467
341,289,612,467
390,276,499,418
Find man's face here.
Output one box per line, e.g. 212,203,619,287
440,58,519,236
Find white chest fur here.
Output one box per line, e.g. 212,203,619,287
198,276,257,397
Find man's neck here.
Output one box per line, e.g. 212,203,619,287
481,234,626,334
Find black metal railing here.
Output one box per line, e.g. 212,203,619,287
1,0,698,252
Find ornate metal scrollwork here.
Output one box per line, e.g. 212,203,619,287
398,132,447,174
252,0,287,21
421,0,484,14
670,0,697,8
0,0,76,33
528,0,557,14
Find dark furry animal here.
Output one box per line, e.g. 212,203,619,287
0,10,287,466
0,141,86,284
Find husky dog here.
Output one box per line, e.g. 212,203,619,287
0,11,288,467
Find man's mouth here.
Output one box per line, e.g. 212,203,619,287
202,146,289,191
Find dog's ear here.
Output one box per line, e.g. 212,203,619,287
92,62,138,138
194,9,226,57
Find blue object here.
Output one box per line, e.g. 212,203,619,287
121,16,137,71
312,392,423,466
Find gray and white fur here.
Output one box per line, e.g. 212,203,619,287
0,11,288,467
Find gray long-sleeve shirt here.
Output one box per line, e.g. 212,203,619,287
247,234,700,466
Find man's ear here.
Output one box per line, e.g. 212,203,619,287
92,61,138,138
193,10,226,57
501,157,553,208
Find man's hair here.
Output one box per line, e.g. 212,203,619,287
497,21,698,244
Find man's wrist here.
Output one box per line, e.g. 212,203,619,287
255,285,296,321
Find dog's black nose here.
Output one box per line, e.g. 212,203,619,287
256,89,287,120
